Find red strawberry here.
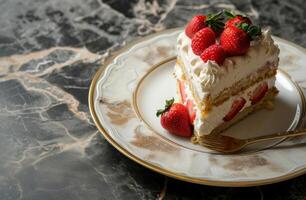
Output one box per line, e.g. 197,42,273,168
250,82,268,105
220,26,250,56
223,97,246,122
225,15,252,28
186,99,196,124
191,27,216,55
200,44,226,65
156,98,192,137
178,80,187,103
185,15,207,38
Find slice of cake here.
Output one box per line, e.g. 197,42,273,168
174,11,279,144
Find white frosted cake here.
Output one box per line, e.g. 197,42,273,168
174,11,280,143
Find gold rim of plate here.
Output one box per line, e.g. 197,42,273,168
89,28,306,187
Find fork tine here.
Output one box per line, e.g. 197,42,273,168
199,142,226,150
199,136,233,152
201,143,220,148
202,140,224,146
206,140,223,145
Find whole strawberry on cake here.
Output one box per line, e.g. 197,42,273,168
157,11,280,145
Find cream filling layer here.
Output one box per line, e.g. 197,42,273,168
175,63,276,135
175,63,276,136
194,77,276,136
176,29,279,103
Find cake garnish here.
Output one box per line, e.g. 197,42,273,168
200,44,226,65
184,10,262,64
224,10,252,28
220,22,261,56
198,62,222,90
156,98,192,137
220,24,251,56
185,15,207,38
185,12,224,39
191,27,216,55
205,11,225,35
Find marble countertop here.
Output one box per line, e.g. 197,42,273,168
0,0,305,199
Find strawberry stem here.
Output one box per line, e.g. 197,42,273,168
206,11,225,33
236,22,262,40
224,10,248,19
224,10,235,19
156,98,175,117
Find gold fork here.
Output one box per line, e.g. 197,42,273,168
200,129,306,153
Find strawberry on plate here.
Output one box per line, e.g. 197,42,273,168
185,15,207,38
250,82,268,105
191,27,216,55
200,44,226,65
223,97,246,122
156,98,192,137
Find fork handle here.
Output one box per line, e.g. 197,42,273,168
246,129,306,144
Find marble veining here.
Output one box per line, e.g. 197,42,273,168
0,0,306,199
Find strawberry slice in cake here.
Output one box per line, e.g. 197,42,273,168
173,11,279,144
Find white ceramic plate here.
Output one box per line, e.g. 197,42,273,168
89,28,306,186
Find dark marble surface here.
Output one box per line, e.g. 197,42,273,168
0,0,306,199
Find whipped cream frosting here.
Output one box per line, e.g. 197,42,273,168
176,29,280,101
